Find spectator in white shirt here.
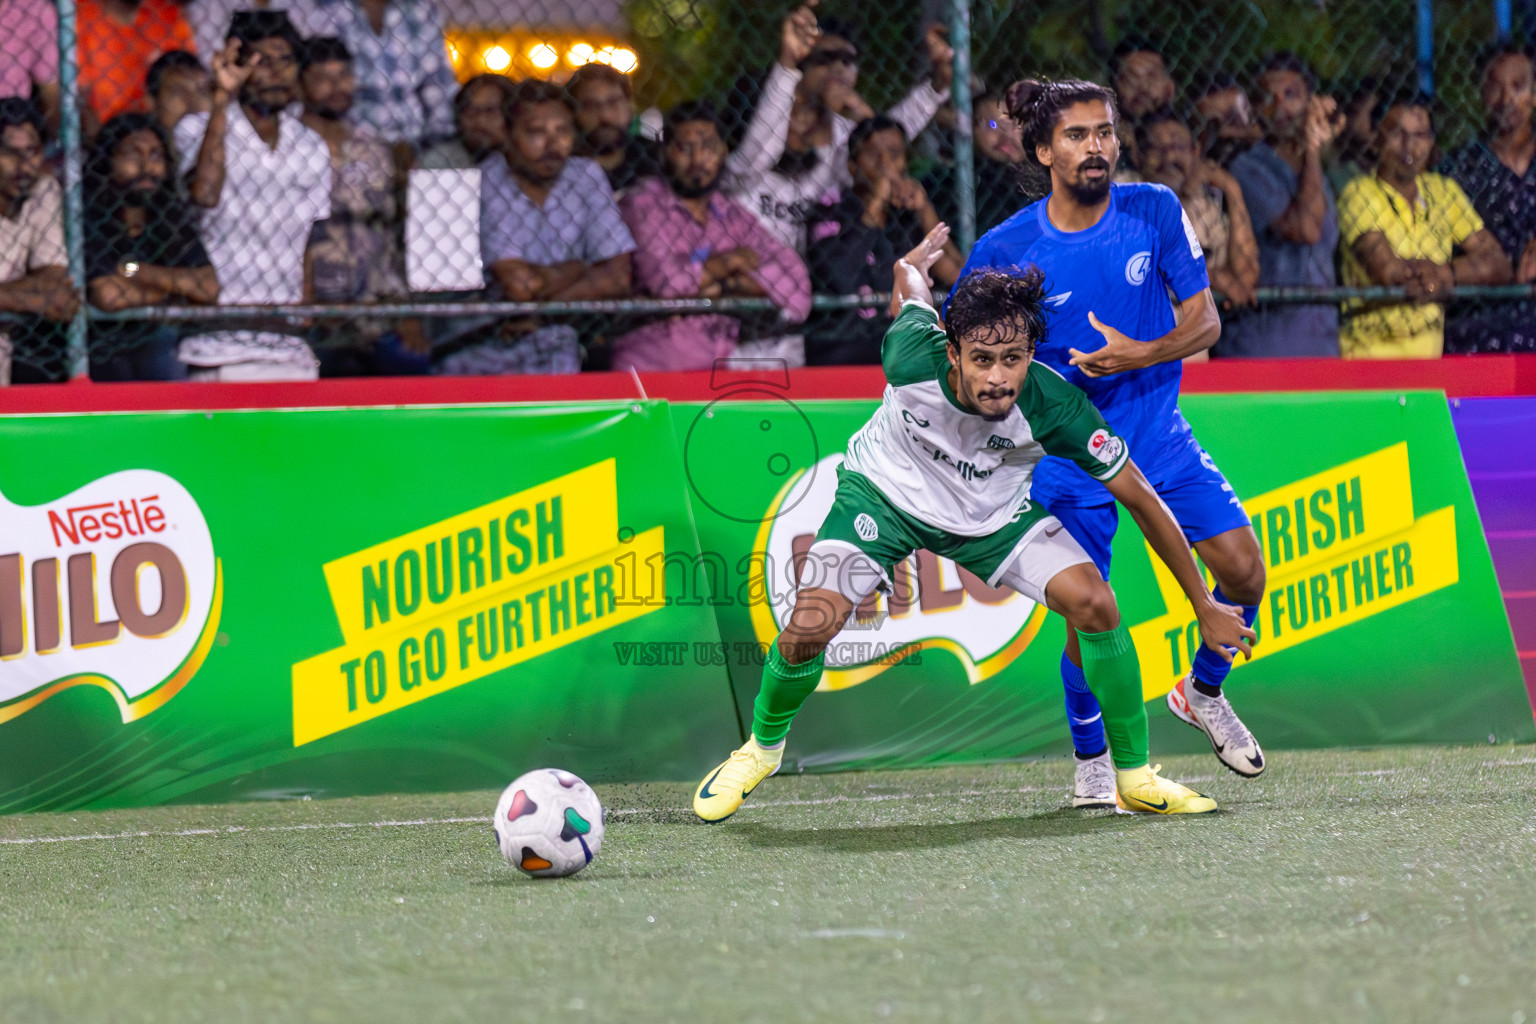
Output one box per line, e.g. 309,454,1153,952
175,10,331,380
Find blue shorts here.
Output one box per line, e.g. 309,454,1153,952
1034,442,1251,581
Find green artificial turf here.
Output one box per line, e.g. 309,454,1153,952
2,745,1534,1024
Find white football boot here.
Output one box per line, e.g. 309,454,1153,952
1166,675,1266,777
1072,750,1118,808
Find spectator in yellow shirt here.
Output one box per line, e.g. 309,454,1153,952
1338,94,1511,358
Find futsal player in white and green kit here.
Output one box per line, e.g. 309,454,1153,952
692,223,1257,822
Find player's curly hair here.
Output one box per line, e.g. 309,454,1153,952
1004,77,1119,201
944,266,1050,354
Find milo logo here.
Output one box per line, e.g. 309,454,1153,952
0,470,221,724
755,455,1045,690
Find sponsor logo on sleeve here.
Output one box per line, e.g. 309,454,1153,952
1088,428,1125,466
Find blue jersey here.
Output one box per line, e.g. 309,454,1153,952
949,182,1210,506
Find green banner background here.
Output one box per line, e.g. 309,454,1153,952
0,403,740,813
0,391,1526,815
675,391,1532,772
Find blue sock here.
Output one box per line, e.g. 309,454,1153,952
1190,586,1260,691
1061,652,1108,757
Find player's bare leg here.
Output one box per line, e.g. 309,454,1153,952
693,587,854,822
1167,525,1269,776
1045,564,1217,814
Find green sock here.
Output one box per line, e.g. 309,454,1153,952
750,640,826,746
1075,626,1150,770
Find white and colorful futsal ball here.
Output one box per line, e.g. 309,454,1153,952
493,768,605,878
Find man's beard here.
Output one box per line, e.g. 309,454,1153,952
4,176,37,204
123,185,161,207
242,87,290,117
308,104,347,121
1064,158,1112,204
583,125,626,156
667,166,720,199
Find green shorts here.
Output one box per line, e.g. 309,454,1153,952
805,467,1093,605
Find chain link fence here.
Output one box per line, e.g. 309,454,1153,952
2,0,1535,383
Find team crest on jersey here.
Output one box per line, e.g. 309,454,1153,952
854,513,879,541
1124,251,1153,286
987,435,1015,450
1088,428,1124,466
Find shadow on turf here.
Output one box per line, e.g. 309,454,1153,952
730,808,1154,852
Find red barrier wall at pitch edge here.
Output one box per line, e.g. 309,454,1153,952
1,354,1534,414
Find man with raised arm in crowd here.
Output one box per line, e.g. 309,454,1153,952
612,101,809,373
804,115,961,366
1221,52,1343,357
85,113,218,381
175,11,330,380
1338,94,1510,359
726,7,954,257
1442,44,1536,353
0,99,78,386
1138,109,1260,313
420,73,515,170
568,63,661,195
438,80,634,376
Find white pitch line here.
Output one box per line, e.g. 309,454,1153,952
0,785,1056,847
0,816,489,846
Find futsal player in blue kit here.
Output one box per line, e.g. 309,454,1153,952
949,78,1269,807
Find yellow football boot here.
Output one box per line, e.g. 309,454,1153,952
692,737,783,822
1114,764,1218,814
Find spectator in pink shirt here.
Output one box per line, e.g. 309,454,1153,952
613,101,811,373
0,0,61,135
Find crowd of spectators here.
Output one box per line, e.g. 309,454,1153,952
3,1,1536,384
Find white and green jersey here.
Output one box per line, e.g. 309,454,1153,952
843,299,1132,537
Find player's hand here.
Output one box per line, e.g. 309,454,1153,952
1070,312,1148,377
1194,598,1258,664
890,221,949,314
901,221,950,280
211,40,255,101
924,24,954,91
779,3,819,70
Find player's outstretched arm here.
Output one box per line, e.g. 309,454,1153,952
1103,460,1256,662
888,221,951,316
